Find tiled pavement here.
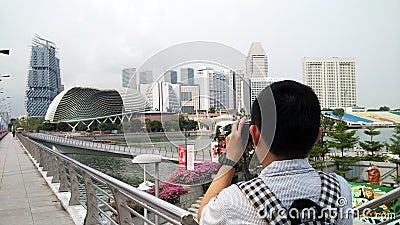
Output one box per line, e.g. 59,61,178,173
0,133,75,225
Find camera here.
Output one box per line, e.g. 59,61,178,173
240,120,253,150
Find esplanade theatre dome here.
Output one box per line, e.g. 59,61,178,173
45,87,147,123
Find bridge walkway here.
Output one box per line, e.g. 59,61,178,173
0,133,75,225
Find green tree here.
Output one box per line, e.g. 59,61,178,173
18,117,45,132
98,123,108,131
56,122,71,132
327,120,359,157
149,120,163,132
332,108,345,120
331,156,359,180
386,125,400,183
309,115,334,169
359,127,384,156
207,107,215,114
76,122,87,131
378,106,390,111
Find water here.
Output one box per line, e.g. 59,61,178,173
354,127,396,145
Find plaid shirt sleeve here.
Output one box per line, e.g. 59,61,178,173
200,185,267,225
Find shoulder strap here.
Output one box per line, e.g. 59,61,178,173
237,178,290,225
317,171,341,224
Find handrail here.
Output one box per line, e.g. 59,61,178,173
25,132,210,162
0,131,8,141
354,186,400,224
17,133,198,225
380,167,397,181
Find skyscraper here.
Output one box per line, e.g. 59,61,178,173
180,68,194,85
122,68,136,89
26,35,63,117
139,71,153,85
196,67,229,111
164,70,178,84
246,42,268,78
209,71,229,110
303,57,356,109
246,42,270,104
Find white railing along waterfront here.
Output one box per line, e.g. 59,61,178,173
24,132,211,162
17,133,198,225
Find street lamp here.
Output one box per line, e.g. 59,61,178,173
132,154,162,224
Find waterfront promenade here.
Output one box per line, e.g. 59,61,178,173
0,133,74,225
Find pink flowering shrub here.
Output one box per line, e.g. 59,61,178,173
147,182,188,204
166,162,219,185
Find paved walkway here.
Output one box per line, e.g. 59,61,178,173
0,133,75,225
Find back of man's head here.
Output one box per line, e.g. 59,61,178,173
251,80,321,159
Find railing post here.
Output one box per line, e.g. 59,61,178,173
82,171,99,225
59,160,69,192
41,151,49,171
109,186,133,225
46,152,55,177
51,155,60,183
68,164,81,206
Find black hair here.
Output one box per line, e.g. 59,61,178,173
251,80,321,159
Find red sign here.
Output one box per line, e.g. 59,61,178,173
178,144,186,169
211,142,219,162
219,141,226,154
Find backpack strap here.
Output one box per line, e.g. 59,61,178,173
317,171,341,224
237,178,290,225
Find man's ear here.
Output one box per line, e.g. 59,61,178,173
314,128,322,145
250,125,261,147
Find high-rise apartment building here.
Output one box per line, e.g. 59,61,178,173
181,85,200,113
303,57,356,109
180,68,194,85
246,42,268,78
122,68,136,89
26,35,63,117
250,77,285,105
164,70,178,84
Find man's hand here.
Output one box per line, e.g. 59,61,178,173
225,117,247,163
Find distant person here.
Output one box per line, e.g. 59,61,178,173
366,164,381,185
11,126,16,138
198,80,352,224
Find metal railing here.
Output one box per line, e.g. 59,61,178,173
0,131,8,141
354,186,400,225
24,132,211,162
17,133,198,225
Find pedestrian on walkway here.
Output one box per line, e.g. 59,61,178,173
11,126,16,138
198,80,352,224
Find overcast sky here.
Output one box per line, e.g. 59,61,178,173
0,0,399,117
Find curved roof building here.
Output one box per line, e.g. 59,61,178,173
45,87,147,122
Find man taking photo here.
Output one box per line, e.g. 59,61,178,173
198,80,352,224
